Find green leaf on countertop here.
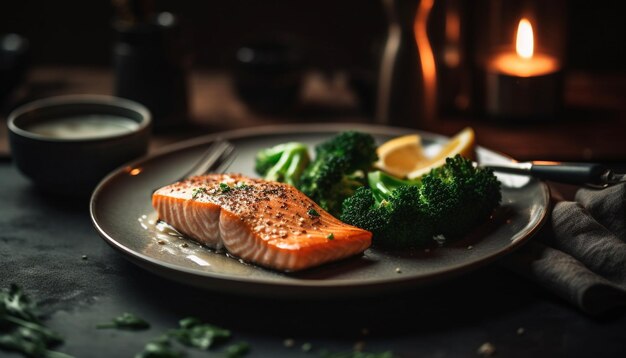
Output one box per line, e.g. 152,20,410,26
97,313,150,330
1,284,39,323
135,317,235,357
170,317,231,350
135,335,184,358
0,284,73,358
177,317,201,329
224,341,250,358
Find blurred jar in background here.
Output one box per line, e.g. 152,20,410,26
113,6,191,130
0,33,29,104
233,37,303,114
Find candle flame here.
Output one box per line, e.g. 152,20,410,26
516,18,534,59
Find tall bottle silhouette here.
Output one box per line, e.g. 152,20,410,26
376,0,437,127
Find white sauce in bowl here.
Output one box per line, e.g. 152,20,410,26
25,115,140,139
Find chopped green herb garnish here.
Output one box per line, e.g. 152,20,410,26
0,284,73,358
224,342,250,357
191,187,208,199
170,317,231,350
97,313,150,330
135,335,183,358
178,317,201,329
327,233,334,240
235,182,250,190
135,317,235,357
219,183,232,193
307,209,320,217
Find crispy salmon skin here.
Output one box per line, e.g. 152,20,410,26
152,174,372,271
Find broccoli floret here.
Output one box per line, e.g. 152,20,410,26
314,131,378,173
255,142,310,186
340,187,389,238
299,156,366,216
421,155,501,238
341,178,434,249
341,155,501,248
298,132,378,216
366,170,421,203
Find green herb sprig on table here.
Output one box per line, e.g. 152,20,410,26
135,335,183,358
0,284,73,358
134,317,248,358
170,317,231,350
97,313,150,330
224,342,250,358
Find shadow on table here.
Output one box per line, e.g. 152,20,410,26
112,256,555,340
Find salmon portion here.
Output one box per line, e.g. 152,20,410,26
152,174,372,271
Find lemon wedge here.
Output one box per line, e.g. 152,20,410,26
406,127,476,179
375,134,430,178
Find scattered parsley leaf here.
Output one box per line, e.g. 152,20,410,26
170,317,231,350
327,233,335,240
307,209,320,217
0,284,72,358
178,317,201,330
224,341,250,358
1,284,38,322
135,335,184,358
219,183,232,193
191,187,207,199
97,313,150,330
235,182,250,190
135,317,234,358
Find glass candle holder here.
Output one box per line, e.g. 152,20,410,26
475,0,566,119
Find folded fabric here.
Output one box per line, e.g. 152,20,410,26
503,183,626,315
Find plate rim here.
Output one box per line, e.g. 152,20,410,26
90,123,550,292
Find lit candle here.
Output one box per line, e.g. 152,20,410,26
485,18,562,118
490,19,559,77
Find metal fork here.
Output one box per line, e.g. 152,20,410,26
154,139,236,193
177,138,237,180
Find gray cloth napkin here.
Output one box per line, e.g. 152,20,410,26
503,183,626,315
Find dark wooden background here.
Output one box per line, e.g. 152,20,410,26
1,0,625,71
1,0,625,164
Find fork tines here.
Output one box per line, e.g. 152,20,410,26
181,138,237,180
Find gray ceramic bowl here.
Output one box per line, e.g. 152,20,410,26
8,95,151,196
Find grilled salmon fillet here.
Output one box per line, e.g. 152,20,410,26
152,174,372,271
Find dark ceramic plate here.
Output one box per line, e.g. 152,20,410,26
90,124,549,298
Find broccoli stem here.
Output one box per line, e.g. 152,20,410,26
367,171,420,204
